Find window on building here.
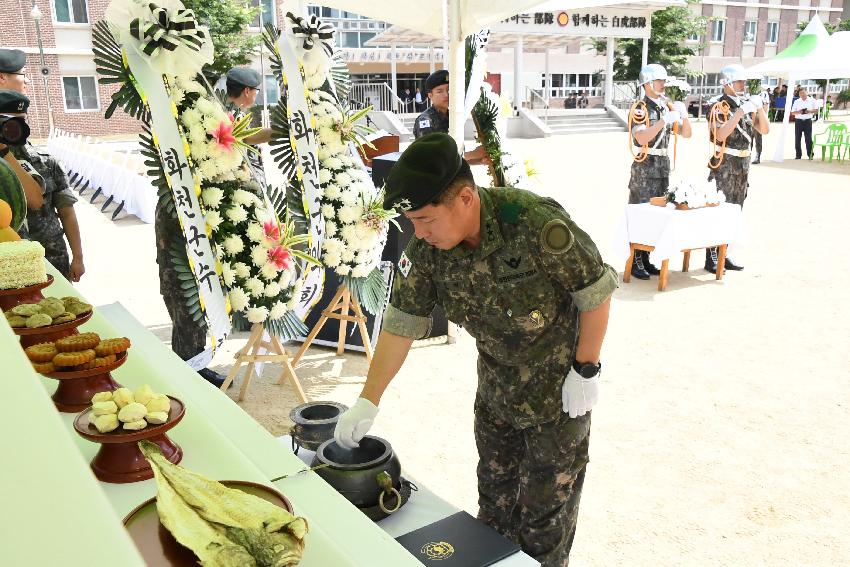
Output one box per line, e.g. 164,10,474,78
687,31,701,42
360,32,375,46
743,21,757,43
250,0,274,28
308,6,320,17
766,21,779,44
710,19,726,42
340,32,359,48
53,0,88,23
62,76,98,111
258,75,279,106
321,7,340,18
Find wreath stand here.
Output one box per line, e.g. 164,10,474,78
290,284,373,366
220,323,307,403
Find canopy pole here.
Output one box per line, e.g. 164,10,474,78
446,0,465,344
544,48,551,106
641,37,649,67
513,35,524,114
429,43,436,74
390,42,398,112
773,76,795,162
605,36,615,107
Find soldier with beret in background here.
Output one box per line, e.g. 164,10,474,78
413,70,491,166
0,90,45,214
0,48,85,281
224,66,272,187
334,132,617,566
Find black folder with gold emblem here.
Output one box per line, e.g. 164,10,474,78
395,511,521,566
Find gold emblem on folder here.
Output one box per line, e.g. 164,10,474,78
421,541,455,560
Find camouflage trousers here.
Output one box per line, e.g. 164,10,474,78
41,235,70,279
475,395,591,567
709,166,748,206
155,210,207,361
627,174,669,205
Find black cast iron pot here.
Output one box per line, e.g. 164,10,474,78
289,401,348,453
312,435,403,511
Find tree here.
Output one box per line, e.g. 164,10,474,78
795,17,850,36
592,0,707,81
181,0,261,81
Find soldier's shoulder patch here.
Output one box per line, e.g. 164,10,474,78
418,119,431,128
499,201,524,224
398,252,412,277
540,219,573,254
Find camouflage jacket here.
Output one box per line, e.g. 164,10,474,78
630,96,672,178
710,93,753,175
383,186,618,427
12,144,76,241
413,105,450,139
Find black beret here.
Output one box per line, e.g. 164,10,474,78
423,70,449,93
384,133,470,211
0,90,29,113
0,49,26,74
226,67,262,89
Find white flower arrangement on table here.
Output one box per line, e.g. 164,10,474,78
264,14,397,314
667,178,726,209
93,1,317,338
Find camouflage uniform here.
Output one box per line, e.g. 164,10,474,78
708,94,752,206
383,186,618,566
12,144,75,278
412,105,450,139
628,96,673,204
226,101,265,187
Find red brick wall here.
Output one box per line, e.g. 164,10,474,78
724,6,745,58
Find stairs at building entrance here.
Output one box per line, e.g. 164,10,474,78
543,109,626,135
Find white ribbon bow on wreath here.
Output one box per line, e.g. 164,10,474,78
287,13,336,58
106,0,213,77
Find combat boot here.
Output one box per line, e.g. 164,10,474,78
724,257,744,271
704,247,723,274
631,250,650,280
642,250,661,276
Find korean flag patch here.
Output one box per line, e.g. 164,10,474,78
418,119,431,129
398,252,412,278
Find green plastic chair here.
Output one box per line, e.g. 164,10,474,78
812,124,846,162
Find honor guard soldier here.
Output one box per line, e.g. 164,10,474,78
412,70,490,165
333,133,617,566
627,63,692,280
706,64,769,272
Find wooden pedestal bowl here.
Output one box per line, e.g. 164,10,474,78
41,349,125,412
0,275,53,311
74,395,185,484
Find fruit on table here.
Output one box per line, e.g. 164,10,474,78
123,419,148,431
145,411,169,425
117,402,147,423
85,385,172,433
0,199,11,228
134,384,155,406
0,161,27,231
0,226,20,242
92,414,119,434
140,441,308,566
92,401,118,416
112,388,134,408
145,394,170,414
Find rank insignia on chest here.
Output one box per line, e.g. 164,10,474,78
418,119,431,128
398,252,412,278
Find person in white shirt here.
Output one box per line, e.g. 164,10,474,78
791,88,816,159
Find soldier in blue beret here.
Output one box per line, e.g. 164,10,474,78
335,133,617,566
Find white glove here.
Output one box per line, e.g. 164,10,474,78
662,110,681,125
562,368,600,419
740,100,758,114
672,101,687,118
334,397,379,449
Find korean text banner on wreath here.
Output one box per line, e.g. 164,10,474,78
277,20,326,320
124,47,231,353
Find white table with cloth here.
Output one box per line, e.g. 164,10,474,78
279,436,541,566
2,264,423,565
613,203,746,291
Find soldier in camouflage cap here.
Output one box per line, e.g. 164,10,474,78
627,64,692,280
336,133,617,566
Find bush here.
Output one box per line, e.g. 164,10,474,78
837,89,850,109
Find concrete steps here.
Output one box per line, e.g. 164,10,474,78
539,111,627,135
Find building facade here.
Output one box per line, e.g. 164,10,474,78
1,0,846,139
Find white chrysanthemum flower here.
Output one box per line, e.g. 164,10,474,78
182,107,201,126
264,281,282,297
222,262,236,287
251,244,268,267
246,222,263,242
324,157,343,170
335,172,352,187
341,246,357,263
189,141,209,161
321,204,336,219
170,87,185,106
261,262,278,281
269,301,288,320
189,125,207,145
319,168,333,184
234,262,251,279
317,146,333,161
318,126,335,140
199,159,219,181
322,238,344,254
233,188,256,207
236,167,251,182
223,235,244,255
278,269,293,289
339,189,359,207
324,184,342,200
205,210,223,232
226,206,249,224
336,264,351,275
246,277,265,297
337,205,359,224
351,265,370,278
340,224,358,244
324,252,341,268
325,221,338,237
246,306,269,323
229,287,250,311
201,187,224,209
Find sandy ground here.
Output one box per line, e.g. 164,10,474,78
71,116,850,566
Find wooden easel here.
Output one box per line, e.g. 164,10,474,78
220,323,307,403
290,284,373,366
